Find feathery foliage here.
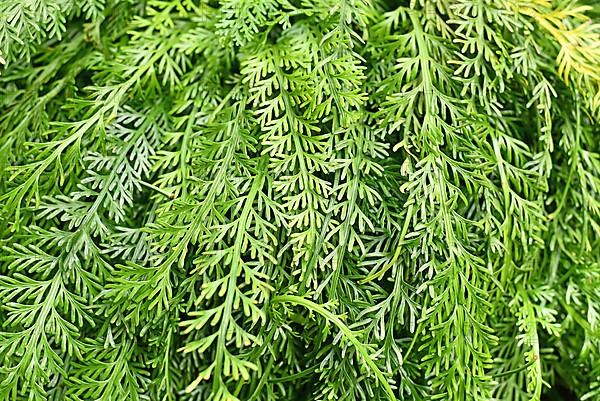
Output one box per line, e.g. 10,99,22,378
1,1,599,400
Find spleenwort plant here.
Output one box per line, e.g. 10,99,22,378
0,1,599,401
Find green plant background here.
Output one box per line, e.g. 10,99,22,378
0,1,599,401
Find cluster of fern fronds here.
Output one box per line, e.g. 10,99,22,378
1,1,599,400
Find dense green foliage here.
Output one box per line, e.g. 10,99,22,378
1,1,599,400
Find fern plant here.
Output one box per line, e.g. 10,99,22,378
1,1,599,401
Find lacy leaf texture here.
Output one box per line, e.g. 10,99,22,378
1,1,599,401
